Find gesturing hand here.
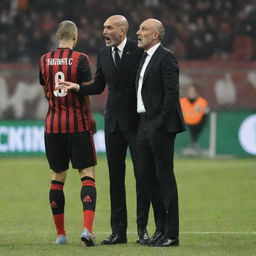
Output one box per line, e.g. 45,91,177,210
57,79,80,92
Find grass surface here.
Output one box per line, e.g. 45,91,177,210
0,156,255,256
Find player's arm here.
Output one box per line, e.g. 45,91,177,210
84,95,97,134
41,85,47,98
77,55,97,134
39,62,48,99
79,81,96,135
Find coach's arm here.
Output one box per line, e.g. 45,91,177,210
58,53,106,95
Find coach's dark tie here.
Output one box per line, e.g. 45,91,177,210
135,51,148,88
114,47,121,70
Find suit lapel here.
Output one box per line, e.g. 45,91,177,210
116,41,133,84
142,45,162,85
119,41,133,71
105,47,116,73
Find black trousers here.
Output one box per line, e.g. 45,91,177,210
188,122,204,143
188,115,208,143
136,117,179,238
105,124,150,236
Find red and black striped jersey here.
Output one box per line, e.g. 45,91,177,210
39,48,92,133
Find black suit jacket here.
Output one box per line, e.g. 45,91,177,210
79,39,143,133
137,45,185,134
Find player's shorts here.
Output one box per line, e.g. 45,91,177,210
44,131,97,172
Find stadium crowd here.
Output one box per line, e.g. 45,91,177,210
1,0,256,63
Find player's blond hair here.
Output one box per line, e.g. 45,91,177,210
56,20,77,41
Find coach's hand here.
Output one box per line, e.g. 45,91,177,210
58,80,80,92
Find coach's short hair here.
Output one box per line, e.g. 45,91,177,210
156,22,165,41
56,20,77,41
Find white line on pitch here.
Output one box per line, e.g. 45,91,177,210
0,231,255,234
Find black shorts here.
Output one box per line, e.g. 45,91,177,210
44,131,97,172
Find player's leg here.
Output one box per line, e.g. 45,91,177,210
189,124,202,152
79,167,96,246
45,133,69,244
50,170,68,244
79,167,96,233
51,171,67,182
70,131,97,246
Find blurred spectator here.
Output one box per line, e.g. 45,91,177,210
203,33,216,58
180,84,210,154
0,0,255,63
235,11,253,36
216,22,233,59
186,37,204,60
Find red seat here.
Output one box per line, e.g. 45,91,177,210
232,36,253,60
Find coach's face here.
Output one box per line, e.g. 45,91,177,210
103,16,124,47
137,20,159,50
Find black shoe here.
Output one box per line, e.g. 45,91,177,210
136,227,150,244
150,236,179,247
100,233,127,245
145,231,164,246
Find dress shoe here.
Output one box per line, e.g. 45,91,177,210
150,236,179,247
100,233,127,245
136,227,150,244
144,231,164,245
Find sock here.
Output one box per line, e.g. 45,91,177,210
81,176,96,233
49,180,66,236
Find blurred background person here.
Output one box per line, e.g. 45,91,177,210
180,84,209,154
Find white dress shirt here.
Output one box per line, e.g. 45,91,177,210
137,43,161,113
111,37,127,64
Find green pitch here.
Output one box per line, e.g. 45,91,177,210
0,156,255,256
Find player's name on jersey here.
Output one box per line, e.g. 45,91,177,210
47,58,73,65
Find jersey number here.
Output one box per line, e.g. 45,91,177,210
54,71,67,97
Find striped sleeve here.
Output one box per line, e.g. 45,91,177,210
39,55,46,85
77,53,92,83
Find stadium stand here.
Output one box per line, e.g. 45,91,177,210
1,0,256,63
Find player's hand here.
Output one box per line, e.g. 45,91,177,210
89,117,97,134
58,79,80,92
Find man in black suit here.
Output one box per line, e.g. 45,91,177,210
59,15,150,245
135,19,186,247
